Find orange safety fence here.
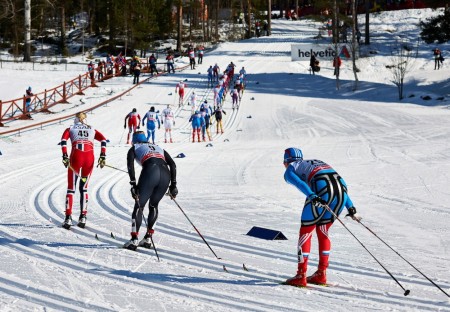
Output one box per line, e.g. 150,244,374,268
0,59,174,126
0,72,99,126
0,62,191,136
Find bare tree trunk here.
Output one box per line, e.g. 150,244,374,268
246,0,251,38
268,0,272,36
124,10,128,57
365,0,370,44
60,6,68,56
351,0,359,90
24,0,31,61
189,2,192,42
177,3,183,52
333,0,340,90
206,3,210,41
333,0,338,44
215,0,219,40
202,1,206,42
108,0,115,51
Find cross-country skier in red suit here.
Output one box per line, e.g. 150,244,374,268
60,112,107,229
124,108,141,144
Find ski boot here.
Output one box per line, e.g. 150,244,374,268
62,215,73,230
139,229,154,249
284,270,307,287
123,238,139,251
307,270,327,285
77,214,87,228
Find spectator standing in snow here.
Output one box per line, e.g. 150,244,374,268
188,47,196,69
60,112,107,230
333,56,342,77
149,54,159,76
166,52,175,73
197,46,204,64
310,55,320,75
88,61,95,81
326,19,332,37
123,131,177,250
97,61,105,81
433,48,442,70
133,63,141,84
25,86,33,116
282,147,360,287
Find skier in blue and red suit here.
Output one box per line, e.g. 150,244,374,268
189,110,205,143
282,147,361,287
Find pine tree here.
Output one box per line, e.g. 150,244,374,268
420,10,450,44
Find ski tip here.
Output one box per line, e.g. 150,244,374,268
111,232,115,239
95,234,99,240
223,265,228,272
243,263,249,271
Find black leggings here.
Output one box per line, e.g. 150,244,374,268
132,162,170,234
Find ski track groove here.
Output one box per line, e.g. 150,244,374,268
15,166,301,311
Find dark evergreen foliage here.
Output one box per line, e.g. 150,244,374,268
420,10,450,44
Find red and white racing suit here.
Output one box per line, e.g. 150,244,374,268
61,122,107,217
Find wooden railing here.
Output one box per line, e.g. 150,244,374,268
0,72,97,126
0,62,191,134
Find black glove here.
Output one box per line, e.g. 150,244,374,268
309,195,327,208
62,153,69,168
130,181,139,200
169,182,178,198
346,207,362,221
123,124,126,129
158,125,160,129
137,125,140,130
97,152,106,168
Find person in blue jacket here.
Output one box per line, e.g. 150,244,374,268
189,110,205,143
142,106,160,144
282,147,360,287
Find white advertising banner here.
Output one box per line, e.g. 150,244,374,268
291,44,355,61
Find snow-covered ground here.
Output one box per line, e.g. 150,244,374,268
0,9,450,312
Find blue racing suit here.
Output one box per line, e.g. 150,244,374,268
284,159,354,226
142,111,160,144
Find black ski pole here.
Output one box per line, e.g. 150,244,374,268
322,204,410,296
97,163,128,173
135,196,160,261
356,219,449,298
169,195,222,260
